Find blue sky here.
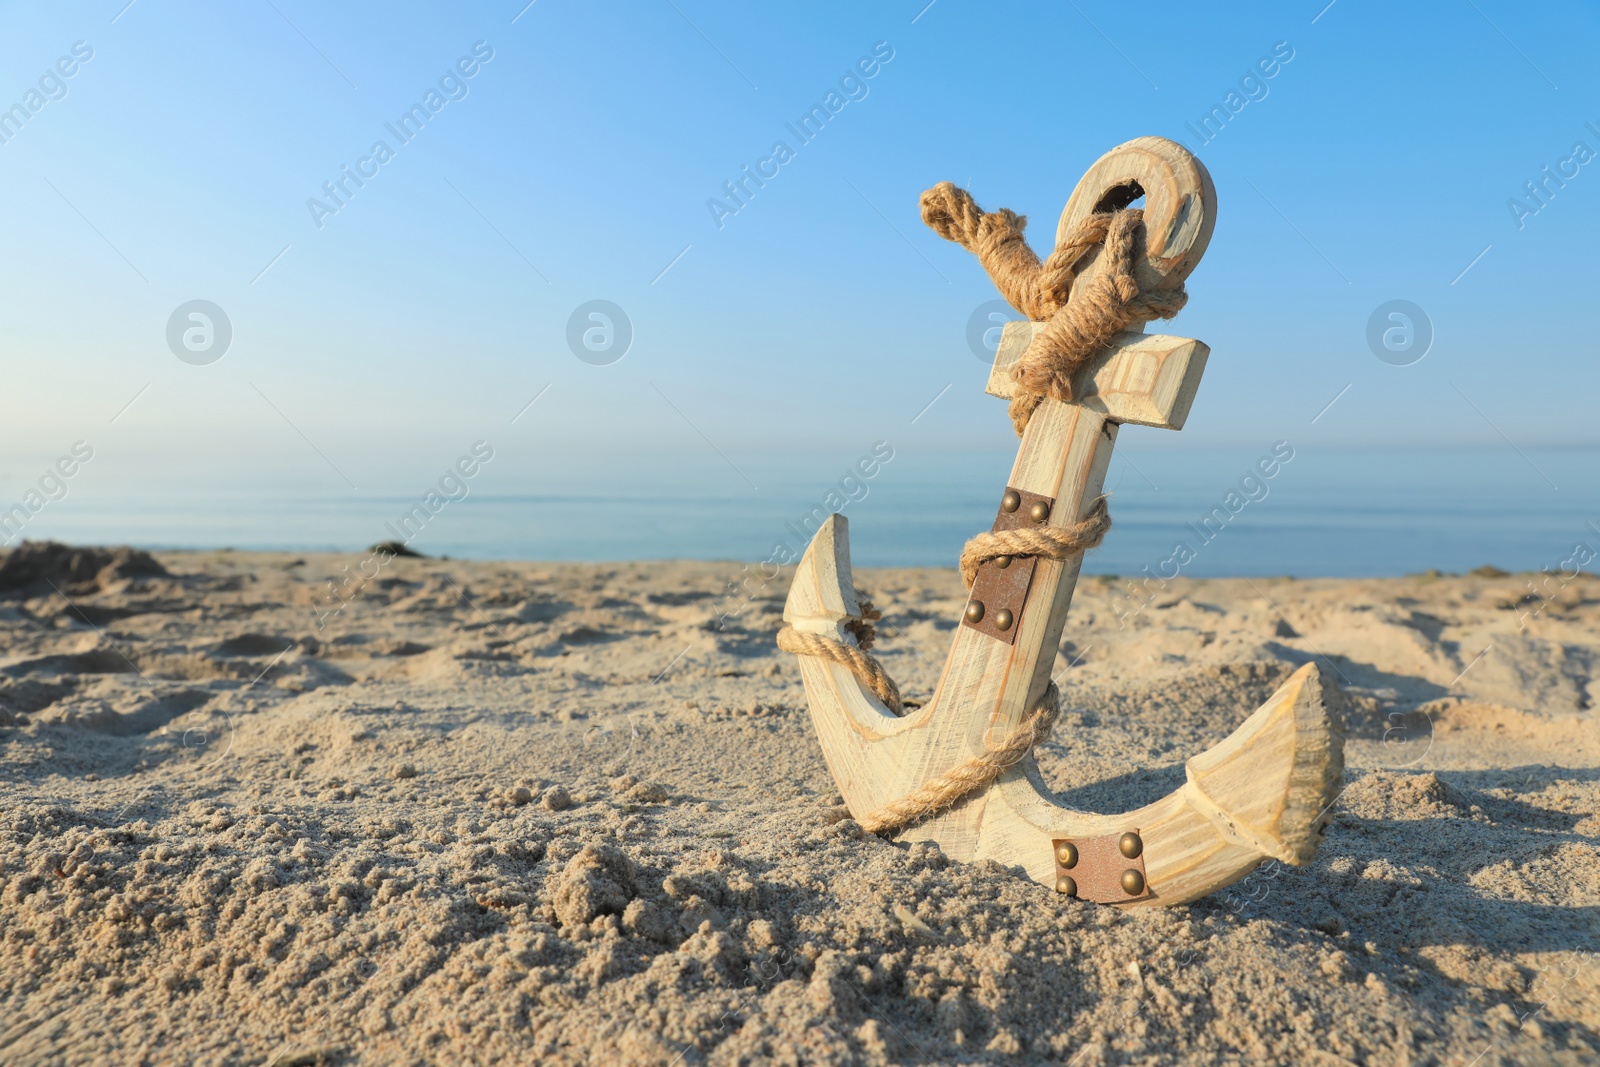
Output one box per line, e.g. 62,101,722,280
1,1,1597,560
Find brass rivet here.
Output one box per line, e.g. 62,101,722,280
1001,490,1021,513
1055,842,1078,868
1029,501,1051,523
1119,831,1143,859
1121,869,1145,896
1056,875,1077,896
994,555,1013,569
994,608,1013,631
965,601,985,624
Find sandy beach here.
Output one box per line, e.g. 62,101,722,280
0,542,1595,1065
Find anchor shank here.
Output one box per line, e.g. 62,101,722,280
1004,397,1120,715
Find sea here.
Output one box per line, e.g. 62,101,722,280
14,445,1599,579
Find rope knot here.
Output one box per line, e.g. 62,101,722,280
843,598,883,650
921,184,1188,435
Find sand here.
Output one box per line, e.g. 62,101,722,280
0,541,1595,1066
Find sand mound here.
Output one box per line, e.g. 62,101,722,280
0,541,168,596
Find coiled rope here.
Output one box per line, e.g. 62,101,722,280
920,182,1188,435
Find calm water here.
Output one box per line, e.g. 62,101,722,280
15,446,1600,578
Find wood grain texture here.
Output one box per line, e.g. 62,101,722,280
780,137,1344,906
781,515,860,624
1054,134,1217,292
987,325,1209,431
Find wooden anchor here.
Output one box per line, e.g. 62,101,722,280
781,137,1344,906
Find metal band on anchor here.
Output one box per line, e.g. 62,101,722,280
962,486,1052,645
1052,829,1152,903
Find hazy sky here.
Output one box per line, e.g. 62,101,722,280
1,1,1597,538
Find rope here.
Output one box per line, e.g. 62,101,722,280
857,682,1060,834
919,183,1107,320
777,623,903,715
776,608,1071,835
958,497,1112,588
773,181,1150,836
920,182,1188,435
843,598,883,651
